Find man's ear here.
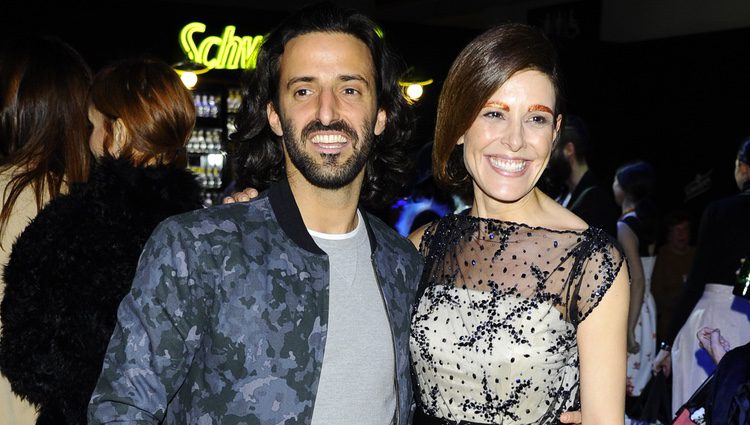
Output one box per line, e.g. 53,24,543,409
111,118,128,156
563,141,575,159
740,161,750,179
267,102,283,136
374,108,386,136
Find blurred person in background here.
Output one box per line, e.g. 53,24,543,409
613,160,659,401
0,34,93,425
0,57,203,425
545,114,619,238
677,324,750,425
698,326,750,425
654,137,750,416
651,210,696,342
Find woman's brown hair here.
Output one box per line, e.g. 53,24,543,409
0,35,93,240
89,57,195,168
433,23,564,199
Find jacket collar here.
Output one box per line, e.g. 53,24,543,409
569,169,596,202
267,178,379,255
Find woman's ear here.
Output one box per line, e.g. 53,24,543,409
551,114,563,148
110,118,128,156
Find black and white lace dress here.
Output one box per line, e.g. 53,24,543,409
410,213,624,424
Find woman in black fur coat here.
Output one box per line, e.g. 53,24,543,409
0,57,203,425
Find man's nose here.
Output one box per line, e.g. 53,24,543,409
316,89,340,125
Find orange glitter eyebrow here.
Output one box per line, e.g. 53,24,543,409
484,102,510,111
528,104,553,114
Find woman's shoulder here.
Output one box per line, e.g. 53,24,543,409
407,214,454,250
407,222,430,249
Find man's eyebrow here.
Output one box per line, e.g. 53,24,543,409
286,76,315,89
339,74,370,86
285,74,371,89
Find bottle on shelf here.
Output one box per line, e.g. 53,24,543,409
734,257,750,300
227,88,242,114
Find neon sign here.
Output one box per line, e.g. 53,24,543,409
180,22,264,71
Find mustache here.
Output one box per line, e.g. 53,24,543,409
301,120,358,142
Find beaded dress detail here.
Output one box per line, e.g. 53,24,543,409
410,214,625,424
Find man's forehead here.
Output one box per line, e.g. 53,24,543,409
278,32,376,82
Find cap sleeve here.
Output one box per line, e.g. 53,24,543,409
575,229,626,324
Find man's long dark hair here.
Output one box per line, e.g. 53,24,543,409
228,2,415,207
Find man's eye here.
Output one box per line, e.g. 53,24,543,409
294,88,311,97
343,88,360,95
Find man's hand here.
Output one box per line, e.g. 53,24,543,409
223,187,259,204
559,410,582,425
652,349,671,377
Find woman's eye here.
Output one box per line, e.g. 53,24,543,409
528,115,549,125
483,111,504,119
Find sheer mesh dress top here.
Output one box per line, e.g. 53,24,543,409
410,213,625,424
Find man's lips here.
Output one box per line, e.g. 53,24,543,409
309,133,350,154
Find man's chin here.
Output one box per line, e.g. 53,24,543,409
303,172,358,190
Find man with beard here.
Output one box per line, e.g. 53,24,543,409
545,115,619,237
87,3,422,424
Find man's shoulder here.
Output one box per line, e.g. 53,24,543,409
365,212,419,255
155,197,276,239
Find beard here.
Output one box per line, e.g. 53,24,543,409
538,147,572,198
543,148,572,187
280,116,375,189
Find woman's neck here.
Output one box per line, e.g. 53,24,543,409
620,199,637,216
471,187,544,224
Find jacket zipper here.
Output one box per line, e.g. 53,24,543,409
372,251,401,425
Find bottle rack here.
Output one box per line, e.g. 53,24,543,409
187,87,243,207
189,90,228,207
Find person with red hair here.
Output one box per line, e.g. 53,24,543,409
0,57,203,425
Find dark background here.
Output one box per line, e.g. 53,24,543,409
2,0,749,235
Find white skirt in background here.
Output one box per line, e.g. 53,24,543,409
671,283,750,415
627,256,658,397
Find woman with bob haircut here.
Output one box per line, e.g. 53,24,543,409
0,57,204,425
409,23,629,424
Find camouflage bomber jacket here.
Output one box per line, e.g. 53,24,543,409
88,178,423,424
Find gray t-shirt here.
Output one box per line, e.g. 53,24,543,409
309,211,396,425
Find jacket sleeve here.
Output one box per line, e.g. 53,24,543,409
87,220,206,424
